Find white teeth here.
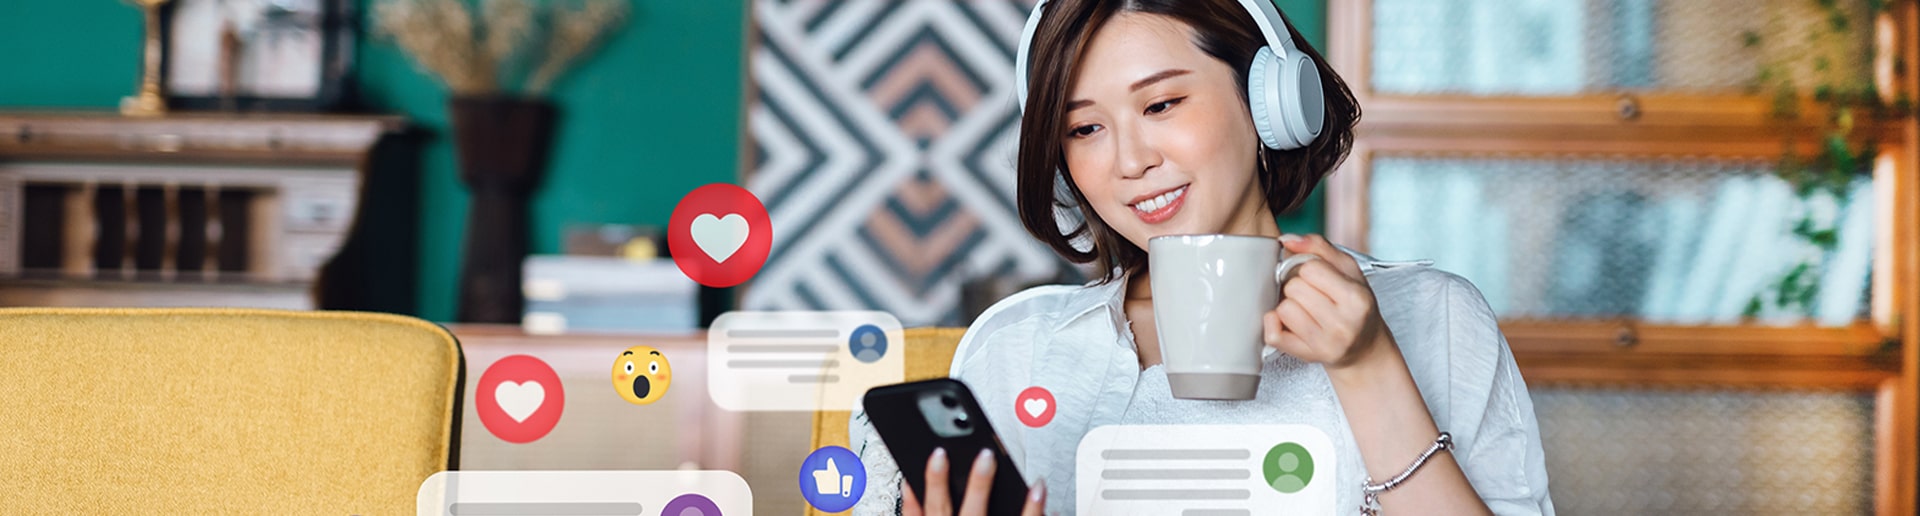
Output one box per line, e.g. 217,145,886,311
1132,186,1186,213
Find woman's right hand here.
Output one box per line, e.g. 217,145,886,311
901,447,1046,516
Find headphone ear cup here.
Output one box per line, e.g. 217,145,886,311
1247,46,1287,150
1280,45,1325,148
1248,46,1324,151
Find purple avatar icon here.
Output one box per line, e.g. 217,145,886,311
660,493,723,516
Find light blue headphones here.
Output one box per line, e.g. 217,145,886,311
1014,0,1327,150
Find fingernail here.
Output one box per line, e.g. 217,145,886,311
1029,479,1047,502
930,447,948,473
972,448,995,475
1279,233,1303,244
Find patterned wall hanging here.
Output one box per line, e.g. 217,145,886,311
744,0,1068,326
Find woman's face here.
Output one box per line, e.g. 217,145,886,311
1061,12,1271,253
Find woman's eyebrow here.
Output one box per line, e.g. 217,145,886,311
1128,69,1191,92
1066,69,1193,111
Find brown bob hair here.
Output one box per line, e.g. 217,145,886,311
1015,0,1360,282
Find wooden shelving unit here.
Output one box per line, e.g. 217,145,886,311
1328,2,1919,513
0,111,407,310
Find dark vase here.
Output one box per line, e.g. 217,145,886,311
449,96,556,323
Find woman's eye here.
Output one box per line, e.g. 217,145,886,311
1068,124,1100,138
1146,97,1185,115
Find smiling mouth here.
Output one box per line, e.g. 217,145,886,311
632,376,652,399
1130,184,1188,223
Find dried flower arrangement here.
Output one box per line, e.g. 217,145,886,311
373,0,629,96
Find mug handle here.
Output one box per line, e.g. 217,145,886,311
1274,253,1320,291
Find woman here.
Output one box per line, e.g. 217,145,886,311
850,0,1554,514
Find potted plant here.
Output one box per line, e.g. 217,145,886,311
1741,0,1909,322
373,0,628,323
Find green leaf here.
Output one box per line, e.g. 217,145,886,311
1792,217,1819,238
1786,261,1813,282
1809,228,1840,247
1829,133,1857,172
1774,88,1802,117
1794,281,1820,314
1777,263,1816,310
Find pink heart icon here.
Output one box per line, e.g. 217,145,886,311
1016,386,1055,428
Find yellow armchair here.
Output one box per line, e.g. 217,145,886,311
807,327,966,516
0,308,462,514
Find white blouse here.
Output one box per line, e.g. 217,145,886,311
850,247,1556,515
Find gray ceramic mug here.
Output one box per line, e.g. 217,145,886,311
1148,234,1319,400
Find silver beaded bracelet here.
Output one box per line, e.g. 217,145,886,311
1359,432,1453,515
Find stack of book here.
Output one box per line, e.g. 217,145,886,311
1370,160,1873,326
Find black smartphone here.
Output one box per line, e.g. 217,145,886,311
863,378,1029,513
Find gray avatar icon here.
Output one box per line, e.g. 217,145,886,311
848,324,887,363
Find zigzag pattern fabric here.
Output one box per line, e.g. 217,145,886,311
746,0,1065,325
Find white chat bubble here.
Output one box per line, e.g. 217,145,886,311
416,470,751,516
707,311,904,411
1077,425,1336,515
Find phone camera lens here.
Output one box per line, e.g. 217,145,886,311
940,394,959,408
955,417,972,429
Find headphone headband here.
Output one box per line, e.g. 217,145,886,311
1014,0,1300,107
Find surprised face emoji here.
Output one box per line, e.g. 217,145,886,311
612,345,671,405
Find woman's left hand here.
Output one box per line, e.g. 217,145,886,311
1261,234,1394,370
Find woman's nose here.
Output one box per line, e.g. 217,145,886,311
1112,122,1162,180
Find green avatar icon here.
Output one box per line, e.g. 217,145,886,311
1262,442,1314,493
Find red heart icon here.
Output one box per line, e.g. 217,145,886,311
1016,386,1055,428
476,354,564,443
668,184,772,288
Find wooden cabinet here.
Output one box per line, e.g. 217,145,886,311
1328,1,1918,513
0,111,407,310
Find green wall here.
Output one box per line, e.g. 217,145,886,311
0,2,143,106
0,0,1327,321
1272,0,1328,235
354,0,748,321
